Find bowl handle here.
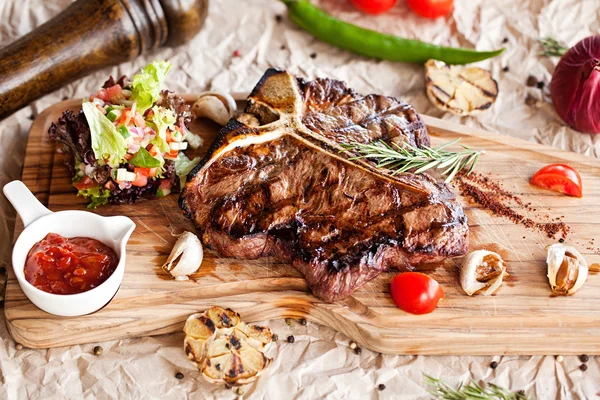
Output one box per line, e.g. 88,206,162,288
3,180,53,228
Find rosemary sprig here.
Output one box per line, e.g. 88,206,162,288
424,375,529,400
538,37,569,57
341,138,484,183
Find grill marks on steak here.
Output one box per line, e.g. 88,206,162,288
180,69,468,302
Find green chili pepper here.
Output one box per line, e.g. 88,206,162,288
281,0,504,65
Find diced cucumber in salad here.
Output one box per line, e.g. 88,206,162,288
50,60,201,208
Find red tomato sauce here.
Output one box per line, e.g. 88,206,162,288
24,233,119,295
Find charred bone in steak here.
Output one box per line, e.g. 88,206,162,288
180,69,469,302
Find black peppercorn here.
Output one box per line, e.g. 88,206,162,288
175,372,184,380
93,346,103,356
580,364,588,371
580,354,589,363
354,347,362,355
275,15,282,23
502,37,509,44
536,81,545,89
300,318,307,326
503,66,510,72
378,384,386,391
526,76,538,87
310,53,317,59
29,115,35,120
559,238,565,243
287,335,295,343
490,361,498,369
280,45,286,50
272,334,279,341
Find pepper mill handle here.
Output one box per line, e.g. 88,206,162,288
0,0,208,120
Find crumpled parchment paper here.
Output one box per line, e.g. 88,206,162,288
1,0,599,398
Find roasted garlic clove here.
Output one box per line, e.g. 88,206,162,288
192,91,237,126
183,306,275,387
547,244,588,295
460,250,506,296
162,232,203,281
425,59,498,116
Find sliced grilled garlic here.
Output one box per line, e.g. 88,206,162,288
425,59,498,116
460,250,506,296
192,91,237,126
547,244,588,295
183,306,276,386
237,112,260,127
162,232,203,280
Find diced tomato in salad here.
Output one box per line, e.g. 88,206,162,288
134,167,157,177
73,176,97,191
96,85,124,103
132,172,148,187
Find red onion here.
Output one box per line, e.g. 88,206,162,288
551,35,600,134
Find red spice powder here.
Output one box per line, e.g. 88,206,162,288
455,172,570,239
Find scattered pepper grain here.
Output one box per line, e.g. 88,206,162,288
310,52,317,59
378,384,386,391
502,37,509,43
580,354,589,363
349,341,357,350
490,361,498,369
15,343,23,351
503,66,510,72
272,334,279,341
175,372,184,380
287,335,295,343
580,364,588,371
275,14,282,23
559,238,565,243
537,81,545,89
93,345,103,356
300,318,307,326
235,387,244,395
354,347,362,355
555,355,564,362
285,318,294,326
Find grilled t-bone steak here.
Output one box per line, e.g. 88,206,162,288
180,69,468,302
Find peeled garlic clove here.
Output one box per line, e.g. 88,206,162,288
162,232,203,280
547,244,588,295
192,91,237,126
460,250,506,296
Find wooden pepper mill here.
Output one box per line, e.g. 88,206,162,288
0,0,209,120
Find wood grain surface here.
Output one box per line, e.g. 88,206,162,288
6,96,600,354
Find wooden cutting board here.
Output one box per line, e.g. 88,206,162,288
6,96,600,355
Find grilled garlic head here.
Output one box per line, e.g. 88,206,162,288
192,91,237,126
547,244,588,295
460,250,506,296
425,59,498,116
184,306,276,386
162,232,203,281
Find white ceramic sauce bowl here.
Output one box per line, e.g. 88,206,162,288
3,180,135,316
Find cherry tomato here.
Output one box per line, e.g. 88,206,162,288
390,272,443,315
407,0,454,19
73,176,96,191
351,0,397,14
530,164,582,198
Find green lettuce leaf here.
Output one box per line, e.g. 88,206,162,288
82,102,127,168
174,152,201,188
78,186,111,209
147,105,176,154
130,147,161,168
131,60,172,113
